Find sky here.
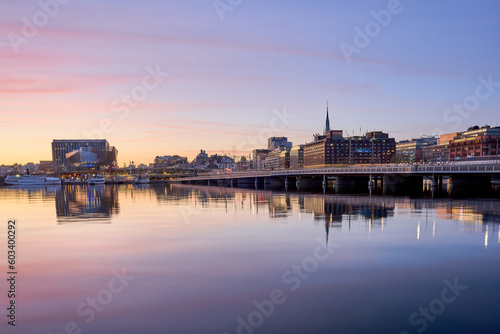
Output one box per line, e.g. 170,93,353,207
1,0,500,165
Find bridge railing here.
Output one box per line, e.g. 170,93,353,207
177,166,416,180
173,163,500,181
415,164,500,173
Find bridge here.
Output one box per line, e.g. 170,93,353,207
171,163,500,195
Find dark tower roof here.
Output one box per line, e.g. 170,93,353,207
324,101,331,135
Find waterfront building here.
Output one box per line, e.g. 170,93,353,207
22,162,39,174
0,165,19,176
304,131,396,167
289,145,304,169
252,149,270,169
268,137,292,151
154,155,188,169
396,137,437,163
194,150,209,167
263,149,288,170
279,151,290,169
303,108,395,167
52,139,117,167
39,161,54,173
207,155,235,170
154,156,172,168
422,133,458,163
236,156,250,171
449,125,500,160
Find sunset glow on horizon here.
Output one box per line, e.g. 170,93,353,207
1,0,500,165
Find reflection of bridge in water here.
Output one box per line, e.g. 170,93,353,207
164,184,500,225
164,184,500,248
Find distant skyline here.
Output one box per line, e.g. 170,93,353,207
1,0,500,165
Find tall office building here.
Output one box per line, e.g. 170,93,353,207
289,145,305,169
396,137,437,163
303,111,395,167
52,139,118,166
252,149,270,169
268,137,292,151
304,131,395,167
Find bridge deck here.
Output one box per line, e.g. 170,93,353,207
172,164,500,182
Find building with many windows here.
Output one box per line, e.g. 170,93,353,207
422,133,458,163
252,149,270,169
304,131,396,167
279,151,290,169
395,137,437,163
262,149,287,170
268,137,292,151
52,139,117,167
39,160,54,173
303,107,396,167
289,145,304,169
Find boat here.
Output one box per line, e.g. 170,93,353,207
5,175,61,185
134,174,150,184
87,175,106,185
64,177,83,184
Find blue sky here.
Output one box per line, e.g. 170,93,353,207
1,0,499,164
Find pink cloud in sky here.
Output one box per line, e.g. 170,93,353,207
1,0,499,165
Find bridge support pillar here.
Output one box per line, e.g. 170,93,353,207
368,175,374,195
438,175,444,192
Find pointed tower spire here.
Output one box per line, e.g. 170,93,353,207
324,101,331,135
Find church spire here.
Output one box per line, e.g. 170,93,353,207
324,101,331,135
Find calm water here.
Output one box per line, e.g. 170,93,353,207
1,184,500,334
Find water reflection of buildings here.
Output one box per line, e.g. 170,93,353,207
168,185,500,236
303,196,394,225
55,185,119,224
59,183,500,248
0,185,59,200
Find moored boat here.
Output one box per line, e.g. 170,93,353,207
87,175,106,185
5,175,62,185
134,174,150,184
